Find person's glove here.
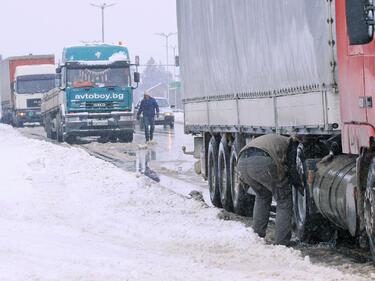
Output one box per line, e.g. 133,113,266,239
136,115,140,121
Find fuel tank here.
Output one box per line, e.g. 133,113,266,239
312,155,358,236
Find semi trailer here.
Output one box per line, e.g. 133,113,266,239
0,55,55,126
177,0,375,260
41,44,140,143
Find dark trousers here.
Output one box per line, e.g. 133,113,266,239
143,116,155,141
237,152,292,245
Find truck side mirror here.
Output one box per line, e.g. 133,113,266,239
56,67,62,74
134,72,140,83
171,105,176,109
175,55,179,67
346,0,374,45
55,73,62,88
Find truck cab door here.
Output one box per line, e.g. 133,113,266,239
363,40,375,126
337,0,368,125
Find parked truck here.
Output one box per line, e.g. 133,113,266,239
177,0,375,260
0,55,55,126
41,44,139,143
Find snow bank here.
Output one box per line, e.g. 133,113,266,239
0,124,369,281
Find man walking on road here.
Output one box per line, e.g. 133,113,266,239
237,134,293,246
137,91,159,143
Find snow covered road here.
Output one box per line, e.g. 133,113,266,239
0,124,373,280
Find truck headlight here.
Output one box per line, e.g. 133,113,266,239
17,112,25,116
164,112,173,116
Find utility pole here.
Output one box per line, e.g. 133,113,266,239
155,32,177,101
90,3,116,43
170,45,178,107
170,45,178,80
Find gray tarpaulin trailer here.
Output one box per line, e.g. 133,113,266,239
178,0,339,135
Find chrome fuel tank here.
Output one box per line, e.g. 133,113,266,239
312,155,358,236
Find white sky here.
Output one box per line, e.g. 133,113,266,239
0,0,178,66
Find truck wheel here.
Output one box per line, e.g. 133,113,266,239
64,134,76,144
218,136,233,211
365,157,375,261
127,133,134,143
45,117,52,139
48,115,57,140
230,142,255,216
208,136,222,208
56,114,63,142
109,135,117,143
118,132,133,143
292,143,333,242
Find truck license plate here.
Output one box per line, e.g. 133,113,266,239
92,120,108,126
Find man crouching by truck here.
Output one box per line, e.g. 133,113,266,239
237,134,294,246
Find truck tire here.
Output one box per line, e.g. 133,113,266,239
64,134,76,144
45,117,52,139
292,143,334,242
365,157,375,261
118,132,133,143
218,136,233,211
230,142,255,216
208,135,222,208
56,114,63,142
46,114,57,140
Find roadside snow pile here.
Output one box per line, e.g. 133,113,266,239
0,124,370,281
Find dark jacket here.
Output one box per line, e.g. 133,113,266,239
239,134,291,180
137,97,159,119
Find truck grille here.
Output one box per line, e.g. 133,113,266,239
27,98,41,108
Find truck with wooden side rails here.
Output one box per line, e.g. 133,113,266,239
41,44,140,143
0,55,55,126
177,0,375,260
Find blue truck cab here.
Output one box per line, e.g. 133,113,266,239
41,44,140,143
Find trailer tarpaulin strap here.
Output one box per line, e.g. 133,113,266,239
177,0,335,100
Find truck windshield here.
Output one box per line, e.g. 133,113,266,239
16,74,55,94
67,67,130,88
156,98,169,107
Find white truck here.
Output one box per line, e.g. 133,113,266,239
0,55,55,126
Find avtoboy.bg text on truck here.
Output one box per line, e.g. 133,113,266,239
0,55,55,126
41,44,140,143
177,0,375,260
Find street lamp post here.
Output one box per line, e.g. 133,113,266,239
90,3,116,43
155,32,177,101
170,45,178,107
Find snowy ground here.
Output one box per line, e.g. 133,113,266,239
0,124,373,281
